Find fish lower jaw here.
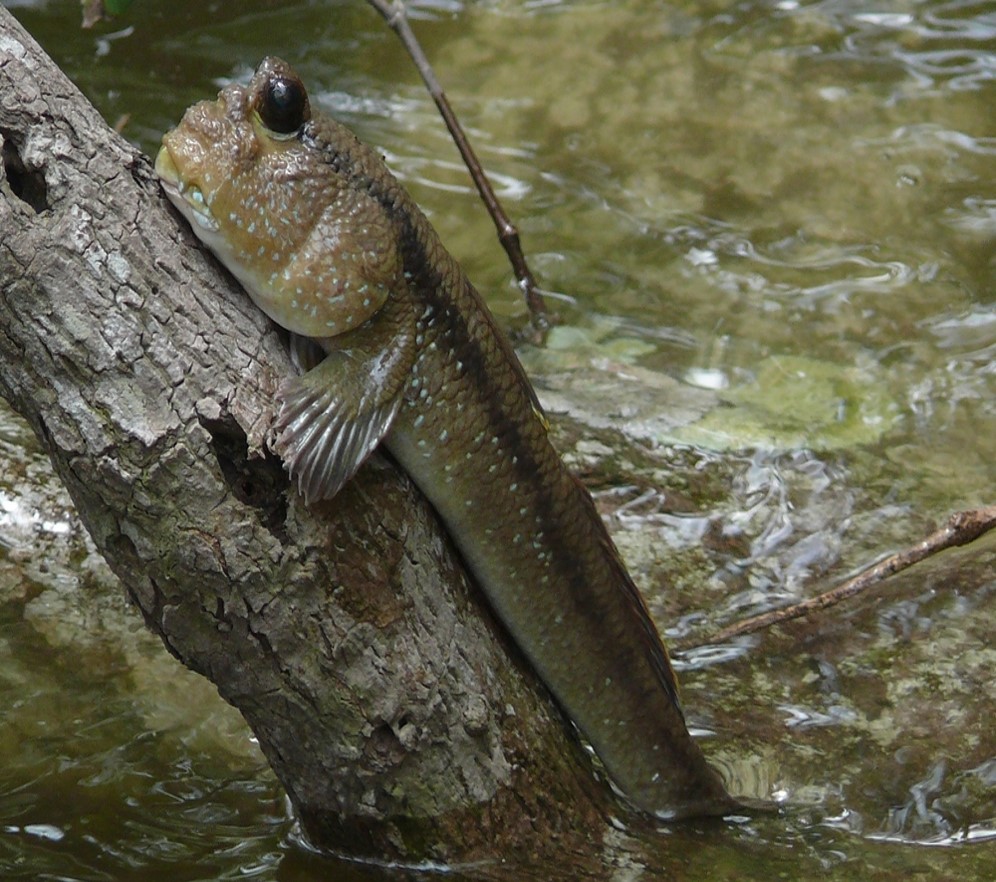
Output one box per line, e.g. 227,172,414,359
160,182,220,234
154,146,220,233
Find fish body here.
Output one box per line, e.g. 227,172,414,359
155,57,735,818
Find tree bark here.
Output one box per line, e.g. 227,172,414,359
0,9,611,867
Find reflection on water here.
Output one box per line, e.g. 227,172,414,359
867,757,996,846
0,615,287,881
673,640,755,670
2,0,994,879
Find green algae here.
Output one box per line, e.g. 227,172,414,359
673,354,901,452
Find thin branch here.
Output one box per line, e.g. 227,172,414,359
703,505,996,643
365,0,550,335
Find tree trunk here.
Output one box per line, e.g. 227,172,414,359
0,9,612,867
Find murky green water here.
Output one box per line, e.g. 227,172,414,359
1,0,994,879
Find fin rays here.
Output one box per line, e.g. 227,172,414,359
269,295,417,504
273,377,401,504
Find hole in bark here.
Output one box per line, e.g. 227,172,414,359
368,722,405,765
1,135,49,212
199,414,289,538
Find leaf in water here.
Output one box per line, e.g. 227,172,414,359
103,0,134,15
81,0,134,29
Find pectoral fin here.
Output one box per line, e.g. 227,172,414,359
271,296,416,504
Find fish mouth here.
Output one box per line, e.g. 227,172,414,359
154,144,219,233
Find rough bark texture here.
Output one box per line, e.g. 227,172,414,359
0,10,612,866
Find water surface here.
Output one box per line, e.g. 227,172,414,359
1,0,994,879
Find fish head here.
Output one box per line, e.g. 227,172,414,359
155,57,398,338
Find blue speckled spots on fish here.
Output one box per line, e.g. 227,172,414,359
155,56,739,820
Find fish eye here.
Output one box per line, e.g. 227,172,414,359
259,74,309,136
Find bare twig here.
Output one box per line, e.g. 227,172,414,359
365,0,549,335
706,505,996,643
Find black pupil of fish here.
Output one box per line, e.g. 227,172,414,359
262,76,305,134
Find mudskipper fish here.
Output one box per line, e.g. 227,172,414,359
155,57,737,819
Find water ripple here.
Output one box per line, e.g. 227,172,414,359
672,638,756,671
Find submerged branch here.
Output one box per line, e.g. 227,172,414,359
706,504,996,643
365,0,550,336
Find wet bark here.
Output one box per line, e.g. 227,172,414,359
0,9,613,868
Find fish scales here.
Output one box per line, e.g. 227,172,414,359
388,221,729,817
155,56,736,819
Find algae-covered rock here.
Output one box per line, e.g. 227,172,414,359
673,354,901,452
